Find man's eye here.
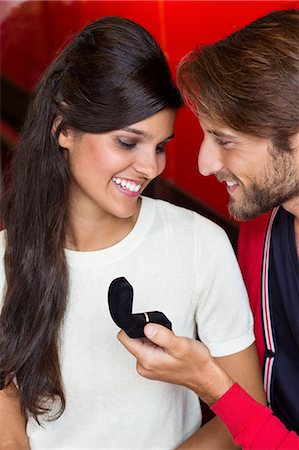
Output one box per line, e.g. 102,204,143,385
216,139,231,148
117,139,136,149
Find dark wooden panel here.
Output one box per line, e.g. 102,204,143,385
1,76,29,132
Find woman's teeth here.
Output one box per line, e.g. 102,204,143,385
112,177,142,192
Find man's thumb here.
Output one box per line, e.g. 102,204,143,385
143,323,177,351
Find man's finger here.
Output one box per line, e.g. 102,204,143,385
143,323,186,358
117,329,149,358
118,325,190,361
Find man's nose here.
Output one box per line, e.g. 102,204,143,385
197,140,224,176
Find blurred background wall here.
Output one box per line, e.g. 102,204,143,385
1,0,298,245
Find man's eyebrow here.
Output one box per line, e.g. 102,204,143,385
209,129,236,139
122,127,174,142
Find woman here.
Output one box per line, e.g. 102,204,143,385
0,16,265,449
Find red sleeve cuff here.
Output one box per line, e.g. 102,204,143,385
211,384,299,449
211,383,271,436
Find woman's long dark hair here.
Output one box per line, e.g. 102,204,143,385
0,16,181,422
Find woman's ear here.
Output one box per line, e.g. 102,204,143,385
58,129,73,150
52,116,73,150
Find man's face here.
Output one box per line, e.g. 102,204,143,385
197,116,299,221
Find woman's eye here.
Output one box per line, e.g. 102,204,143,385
156,144,166,154
117,138,136,150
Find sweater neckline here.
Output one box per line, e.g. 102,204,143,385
65,196,154,267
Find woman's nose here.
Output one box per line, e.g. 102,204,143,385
133,149,165,180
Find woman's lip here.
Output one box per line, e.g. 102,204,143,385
113,176,144,185
112,180,143,197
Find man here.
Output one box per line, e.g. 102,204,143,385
118,8,299,449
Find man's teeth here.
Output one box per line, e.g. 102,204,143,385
226,180,238,187
112,177,142,192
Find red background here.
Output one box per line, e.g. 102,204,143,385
1,0,298,220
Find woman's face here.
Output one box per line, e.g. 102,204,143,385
59,108,176,222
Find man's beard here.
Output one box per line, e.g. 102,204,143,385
227,151,299,221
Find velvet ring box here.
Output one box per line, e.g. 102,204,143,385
108,277,172,338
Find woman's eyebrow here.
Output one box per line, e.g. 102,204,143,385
122,127,174,142
162,133,175,142
122,126,152,138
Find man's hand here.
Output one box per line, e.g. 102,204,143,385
117,324,234,406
